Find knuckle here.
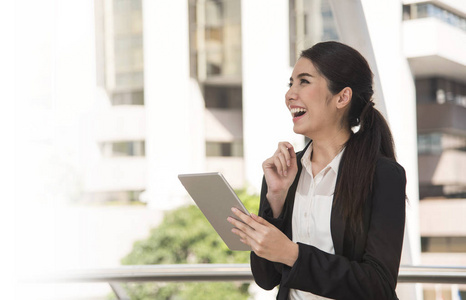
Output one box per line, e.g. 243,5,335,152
257,236,265,245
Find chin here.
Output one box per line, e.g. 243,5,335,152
293,124,314,139
293,126,308,137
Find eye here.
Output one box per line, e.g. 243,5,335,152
300,79,310,85
288,82,293,88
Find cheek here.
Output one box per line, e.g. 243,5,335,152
303,85,327,103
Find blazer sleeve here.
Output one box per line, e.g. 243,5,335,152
250,176,285,290
279,158,406,300
250,148,306,291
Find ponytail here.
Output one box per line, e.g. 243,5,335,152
335,101,395,235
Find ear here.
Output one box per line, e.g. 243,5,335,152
336,87,352,109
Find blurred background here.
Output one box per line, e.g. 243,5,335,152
7,0,466,299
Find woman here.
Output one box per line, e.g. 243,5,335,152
228,41,406,300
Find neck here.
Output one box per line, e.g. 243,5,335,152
310,127,351,165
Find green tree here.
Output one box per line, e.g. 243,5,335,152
121,190,260,300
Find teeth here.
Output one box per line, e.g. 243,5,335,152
290,107,307,116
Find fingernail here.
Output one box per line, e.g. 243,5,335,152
287,160,291,167
284,171,288,176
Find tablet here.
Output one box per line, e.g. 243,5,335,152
178,172,251,251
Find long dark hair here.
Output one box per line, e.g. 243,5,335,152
301,41,395,235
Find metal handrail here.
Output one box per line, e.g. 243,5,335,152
32,264,466,284
398,265,466,284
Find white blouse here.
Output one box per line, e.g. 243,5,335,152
289,143,344,300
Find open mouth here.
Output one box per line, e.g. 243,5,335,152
290,107,307,118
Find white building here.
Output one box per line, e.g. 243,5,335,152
402,1,466,299
14,0,466,299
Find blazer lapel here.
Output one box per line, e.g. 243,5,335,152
331,162,346,256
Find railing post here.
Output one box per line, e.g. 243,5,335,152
109,282,130,300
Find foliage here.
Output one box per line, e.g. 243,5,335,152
121,189,260,300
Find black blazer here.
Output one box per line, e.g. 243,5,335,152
250,143,406,300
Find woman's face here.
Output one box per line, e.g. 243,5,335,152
285,57,341,139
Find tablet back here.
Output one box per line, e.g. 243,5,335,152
178,172,251,251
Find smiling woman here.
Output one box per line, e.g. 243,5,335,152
228,41,407,300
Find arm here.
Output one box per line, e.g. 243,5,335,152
249,177,289,290
280,158,406,300
247,142,301,290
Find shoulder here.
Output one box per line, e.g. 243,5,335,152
374,157,407,189
375,157,405,176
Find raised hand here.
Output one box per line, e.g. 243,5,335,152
262,142,298,217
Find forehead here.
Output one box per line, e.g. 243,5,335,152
290,57,320,79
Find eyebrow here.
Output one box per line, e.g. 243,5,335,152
289,73,314,81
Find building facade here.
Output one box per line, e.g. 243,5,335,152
403,1,466,299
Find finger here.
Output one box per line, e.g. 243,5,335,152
273,156,284,176
231,227,246,239
230,223,254,247
230,207,262,232
287,145,296,163
279,142,292,167
227,214,255,235
277,152,288,176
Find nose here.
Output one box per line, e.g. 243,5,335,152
285,85,297,105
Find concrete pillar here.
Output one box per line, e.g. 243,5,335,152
242,0,305,193
143,0,205,210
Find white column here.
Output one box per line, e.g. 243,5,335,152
242,0,305,193
1,1,15,299
143,0,205,210
330,0,421,299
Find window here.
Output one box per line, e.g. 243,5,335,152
204,85,242,109
189,0,242,80
421,236,466,253
206,141,243,157
111,90,144,105
100,141,145,157
84,190,144,203
418,133,466,154
418,133,442,154
289,0,339,65
99,0,144,95
415,78,466,107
